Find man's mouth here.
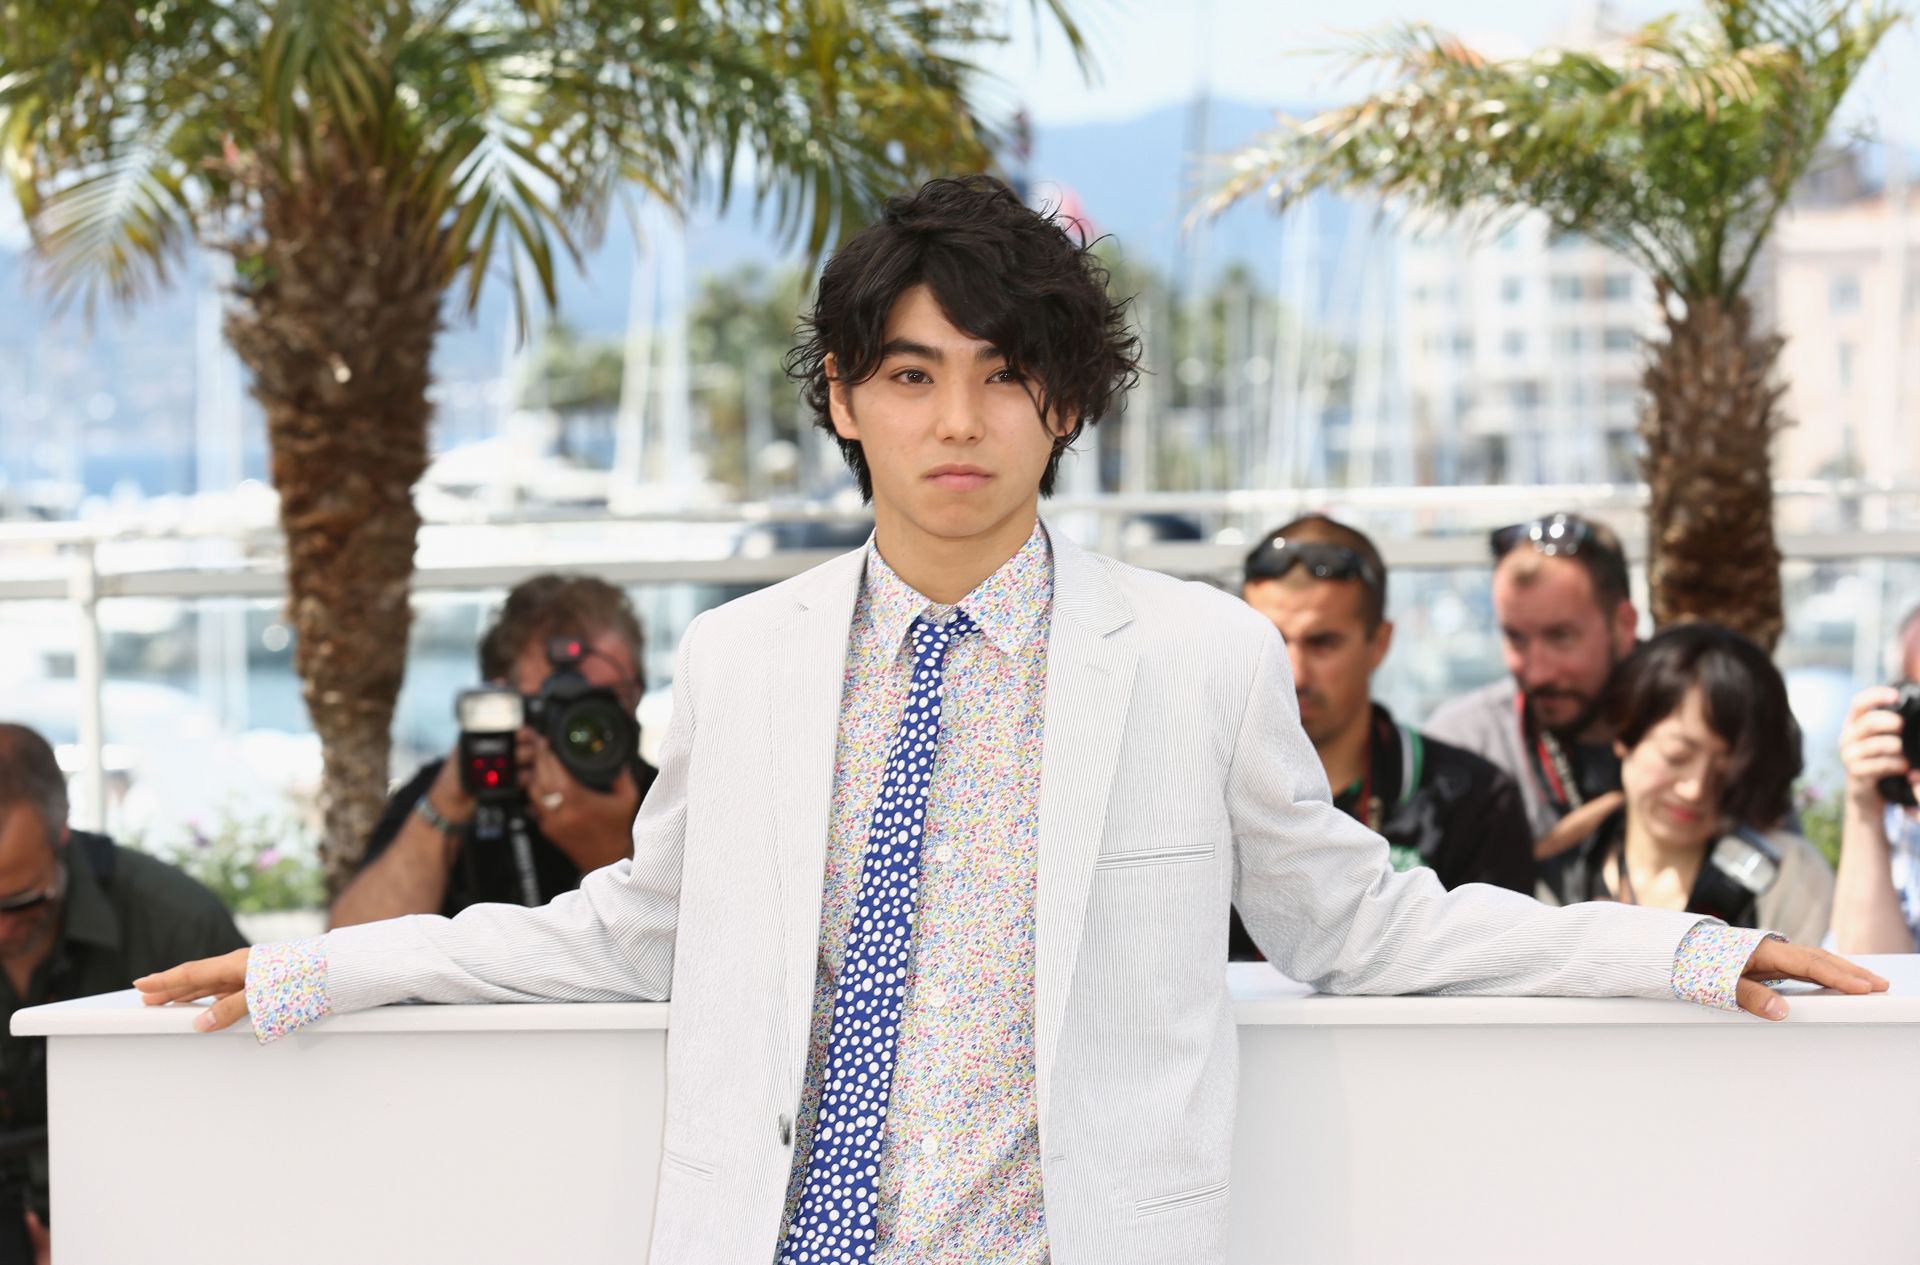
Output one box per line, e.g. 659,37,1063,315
925,464,992,491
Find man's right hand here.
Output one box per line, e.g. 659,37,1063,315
1841,686,1914,808
1533,790,1624,862
134,947,252,1032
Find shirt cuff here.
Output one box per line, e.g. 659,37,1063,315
1669,921,1781,1012
245,936,332,1045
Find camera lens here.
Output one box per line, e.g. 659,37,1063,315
552,696,631,782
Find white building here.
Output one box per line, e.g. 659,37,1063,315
1397,215,1659,489
1771,176,1920,488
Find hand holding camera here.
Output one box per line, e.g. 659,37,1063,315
451,635,644,872
1840,682,1920,810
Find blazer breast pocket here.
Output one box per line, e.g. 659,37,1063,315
1092,842,1216,871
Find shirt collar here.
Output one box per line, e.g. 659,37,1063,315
60,840,122,951
862,520,1054,657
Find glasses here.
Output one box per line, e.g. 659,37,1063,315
1489,514,1600,561
0,864,65,916
1243,538,1384,596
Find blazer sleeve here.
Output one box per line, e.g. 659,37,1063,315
1227,626,1701,999
322,611,706,1013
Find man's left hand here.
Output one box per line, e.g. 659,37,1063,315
1737,939,1889,1021
518,732,641,873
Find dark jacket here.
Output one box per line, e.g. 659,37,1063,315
1230,704,1536,961
0,832,247,1219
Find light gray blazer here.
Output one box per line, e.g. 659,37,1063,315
325,524,1702,1265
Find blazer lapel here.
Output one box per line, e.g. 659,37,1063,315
1033,526,1137,1123
766,545,866,1098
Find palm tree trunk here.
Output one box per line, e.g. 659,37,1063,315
223,168,442,892
1640,284,1788,651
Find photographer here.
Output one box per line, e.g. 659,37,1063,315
1831,604,1920,953
0,723,245,1263
329,576,656,927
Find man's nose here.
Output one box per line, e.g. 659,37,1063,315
932,382,987,442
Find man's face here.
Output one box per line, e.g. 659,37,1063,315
1902,621,1920,684
1242,575,1391,749
828,285,1067,551
0,806,64,959
508,628,642,714
1493,554,1637,735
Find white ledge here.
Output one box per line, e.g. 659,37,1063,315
17,955,1918,1039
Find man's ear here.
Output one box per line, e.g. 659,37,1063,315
1611,600,1639,657
1367,618,1395,675
825,354,858,442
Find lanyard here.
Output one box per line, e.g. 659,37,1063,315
1516,693,1585,812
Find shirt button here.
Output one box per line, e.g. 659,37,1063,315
924,989,948,1010
935,845,955,864
920,1135,938,1158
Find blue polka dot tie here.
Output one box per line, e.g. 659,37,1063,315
780,611,979,1265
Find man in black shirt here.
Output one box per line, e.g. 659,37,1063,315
330,575,657,926
1230,516,1534,960
0,723,246,1257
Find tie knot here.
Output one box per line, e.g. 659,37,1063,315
909,610,978,665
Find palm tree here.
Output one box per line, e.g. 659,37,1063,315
0,0,1089,886
1208,0,1900,649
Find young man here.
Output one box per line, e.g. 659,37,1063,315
1425,513,1639,865
1229,516,1533,959
139,177,1880,1265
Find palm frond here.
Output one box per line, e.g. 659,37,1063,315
1206,0,1904,301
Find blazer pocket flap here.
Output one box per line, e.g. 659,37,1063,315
1094,843,1216,871
1135,1179,1229,1217
663,1150,717,1181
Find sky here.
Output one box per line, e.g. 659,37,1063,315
982,0,1920,139
3,0,1914,251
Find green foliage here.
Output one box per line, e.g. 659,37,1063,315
0,0,1091,320
1796,779,1845,870
1208,1,1902,301
147,813,327,914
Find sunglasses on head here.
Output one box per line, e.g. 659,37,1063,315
1489,514,1600,561
1243,538,1384,596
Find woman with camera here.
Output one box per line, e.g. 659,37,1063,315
1830,605,1920,953
1540,622,1834,944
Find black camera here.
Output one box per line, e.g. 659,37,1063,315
1881,681,1920,809
455,636,639,800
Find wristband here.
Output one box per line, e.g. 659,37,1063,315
412,793,468,834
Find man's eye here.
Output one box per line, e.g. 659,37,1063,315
990,368,1023,383
894,368,930,384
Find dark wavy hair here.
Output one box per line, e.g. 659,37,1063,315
786,175,1141,500
1605,621,1802,829
478,574,646,691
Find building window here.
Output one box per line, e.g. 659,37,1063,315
1602,274,1633,300
1605,379,1641,405
1550,276,1583,302
1501,277,1524,303
1508,381,1542,408
1503,330,1526,356
1452,332,1474,357
1602,327,1637,352
1830,274,1862,315
1838,340,1857,391
1553,327,1586,353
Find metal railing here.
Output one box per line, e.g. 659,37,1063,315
6,479,1920,831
